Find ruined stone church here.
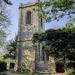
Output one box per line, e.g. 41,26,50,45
17,2,55,73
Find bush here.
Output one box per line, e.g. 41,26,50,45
10,63,15,69
65,68,75,75
0,61,7,72
17,68,31,74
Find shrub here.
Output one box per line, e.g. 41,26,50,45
0,61,7,72
17,68,31,74
65,68,75,75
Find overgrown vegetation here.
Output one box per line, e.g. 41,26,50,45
0,61,7,72
32,23,75,74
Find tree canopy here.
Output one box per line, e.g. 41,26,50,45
3,0,12,5
35,0,75,22
0,0,11,47
4,38,17,59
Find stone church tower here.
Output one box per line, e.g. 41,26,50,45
17,3,44,72
17,3,55,73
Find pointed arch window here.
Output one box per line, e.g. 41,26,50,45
26,11,31,24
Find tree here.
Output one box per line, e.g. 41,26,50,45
35,0,75,23
3,0,12,5
0,0,11,47
5,37,17,59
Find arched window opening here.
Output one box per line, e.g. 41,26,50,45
26,11,31,24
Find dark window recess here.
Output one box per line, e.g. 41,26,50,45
26,11,31,24
10,63,15,69
42,50,49,61
46,51,49,61
41,17,43,29
42,50,44,61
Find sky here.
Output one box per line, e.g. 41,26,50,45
6,0,68,41
6,0,35,41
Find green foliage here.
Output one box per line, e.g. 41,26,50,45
3,0,12,5
65,68,75,75
32,23,75,71
17,68,31,74
32,33,40,43
4,37,17,59
32,23,75,63
63,23,75,32
0,0,11,47
35,0,75,22
0,30,6,46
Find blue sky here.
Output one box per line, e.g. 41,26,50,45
7,0,35,41
6,0,68,41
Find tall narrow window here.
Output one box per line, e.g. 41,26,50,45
26,11,31,24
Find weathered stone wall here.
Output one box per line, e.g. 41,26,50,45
21,49,35,72
17,3,41,72
48,56,56,73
